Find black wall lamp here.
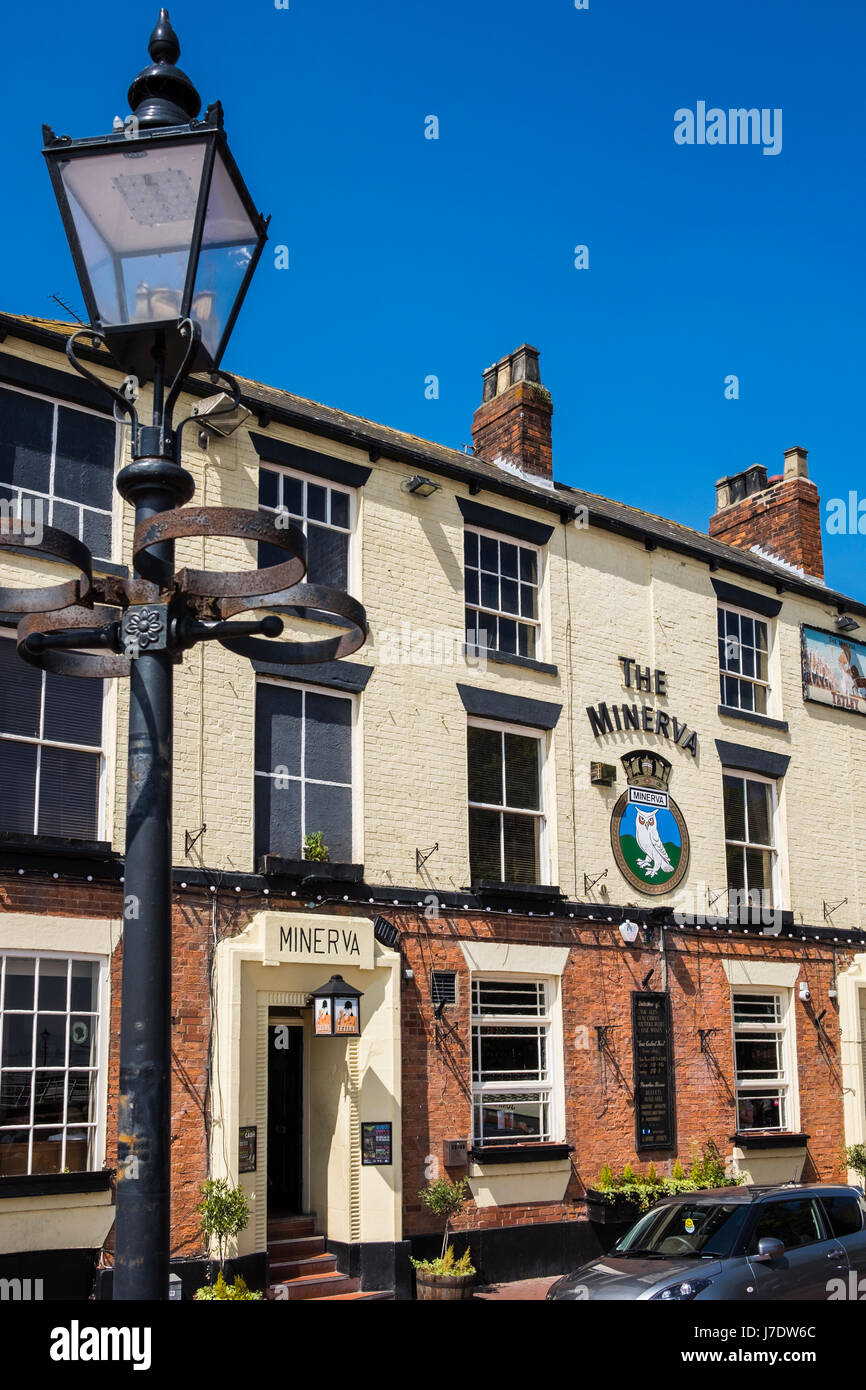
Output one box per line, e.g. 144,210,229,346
836,614,860,633
402,474,441,497
309,974,363,1037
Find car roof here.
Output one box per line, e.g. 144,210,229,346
655,1183,861,1207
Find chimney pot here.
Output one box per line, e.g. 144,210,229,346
783,446,809,479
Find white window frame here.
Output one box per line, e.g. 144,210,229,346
718,603,773,716
0,630,107,841
464,525,542,660
470,975,559,1146
0,949,109,1175
0,381,118,563
723,769,779,911
257,461,356,591
731,985,797,1133
254,677,360,863
467,716,548,884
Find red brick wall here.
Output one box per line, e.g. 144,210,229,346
471,381,553,480
397,909,848,1239
708,477,824,579
0,877,849,1253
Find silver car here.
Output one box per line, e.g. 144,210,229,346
547,1183,866,1301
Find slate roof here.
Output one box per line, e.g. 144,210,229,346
1,309,862,616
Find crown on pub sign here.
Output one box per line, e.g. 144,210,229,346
620,750,673,790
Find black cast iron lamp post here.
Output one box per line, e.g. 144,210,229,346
1,10,367,1300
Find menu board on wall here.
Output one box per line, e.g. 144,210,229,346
238,1126,257,1174
631,992,675,1152
361,1122,392,1166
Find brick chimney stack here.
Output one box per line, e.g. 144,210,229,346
471,345,553,480
708,446,824,580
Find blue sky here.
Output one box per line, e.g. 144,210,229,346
6,1,866,596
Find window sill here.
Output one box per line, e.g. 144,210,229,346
729,1131,809,1150
0,1169,114,1200
258,856,364,885
469,1143,573,1165
470,880,564,904
718,705,789,733
462,645,558,677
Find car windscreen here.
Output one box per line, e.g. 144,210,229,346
612,1201,750,1259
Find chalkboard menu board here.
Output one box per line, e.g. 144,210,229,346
631,992,675,1152
238,1125,257,1173
361,1122,392,1166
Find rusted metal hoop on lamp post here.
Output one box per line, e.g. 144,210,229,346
17,604,131,679
0,525,93,613
132,504,308,596
218,583,368,663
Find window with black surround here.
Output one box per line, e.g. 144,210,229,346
723,772,777,907
464,529,539,659
718,606,771,715
0,952,104,1176
254,680,354,864
0,634,104,840
0,384,115,561
467,721,545,884
258,466,352,588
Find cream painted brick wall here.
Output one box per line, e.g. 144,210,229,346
3,332,865,930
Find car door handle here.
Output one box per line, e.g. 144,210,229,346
826,1250,845,1260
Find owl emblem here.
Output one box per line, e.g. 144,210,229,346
634,810,674,878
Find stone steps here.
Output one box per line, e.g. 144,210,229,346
266,1217,393,1302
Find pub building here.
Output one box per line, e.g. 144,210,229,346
1,315,866,1298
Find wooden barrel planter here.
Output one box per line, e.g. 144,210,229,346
415,1269,476,1301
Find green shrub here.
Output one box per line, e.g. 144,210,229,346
597,1164,614,1190
620,1162,636,1183
196,1178,250,1272
410,1243,475,1277
303,831,329,862
418,1177,469,1260
844,1143,866,1184
194,1271,262,1301
671,1158,685,1181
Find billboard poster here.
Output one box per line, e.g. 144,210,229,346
801,625,866,715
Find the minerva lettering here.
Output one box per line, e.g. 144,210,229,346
279,924,361,958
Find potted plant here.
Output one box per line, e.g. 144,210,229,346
193,1178,259,1301
303,831,329,862
411,1177,476,1300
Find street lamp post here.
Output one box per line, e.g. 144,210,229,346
0,10,367,1300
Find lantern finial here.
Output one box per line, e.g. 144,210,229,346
128,8,202,128
148,9,181,65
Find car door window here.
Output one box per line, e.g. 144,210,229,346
821,1196,863,1239
747,1199,824,1252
